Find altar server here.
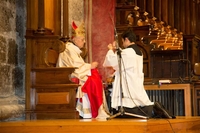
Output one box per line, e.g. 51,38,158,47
103,29,175,119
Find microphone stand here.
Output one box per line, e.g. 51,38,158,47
107,47,149,120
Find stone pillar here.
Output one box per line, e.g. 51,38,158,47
0,0,26,121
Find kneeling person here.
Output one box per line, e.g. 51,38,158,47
103,29,175,119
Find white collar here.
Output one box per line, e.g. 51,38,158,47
67,42,82,54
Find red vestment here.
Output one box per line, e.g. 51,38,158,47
81,69,103,118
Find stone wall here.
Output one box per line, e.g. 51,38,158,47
0,0,26,121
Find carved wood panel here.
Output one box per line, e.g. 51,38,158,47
25,34,79,119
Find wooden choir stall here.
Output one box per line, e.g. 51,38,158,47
25,33,80,119
114,1,200,117
25,0,81,120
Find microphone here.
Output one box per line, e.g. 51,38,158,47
114,33,119,50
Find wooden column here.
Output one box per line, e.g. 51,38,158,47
136,0,145,11
154,0,161,20
185,0,191,34
38,0,44,28
60,0,70,42
161,0,168,22
191,1,197,34
168,0,174,27
198,3,200,35
35,0,54,35
180,0,186,33
174,0,181,30
37,0,45,34
26,0,38,30
53,0,61,35
146,0,154,16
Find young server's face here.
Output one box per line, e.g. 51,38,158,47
122,38,130,48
